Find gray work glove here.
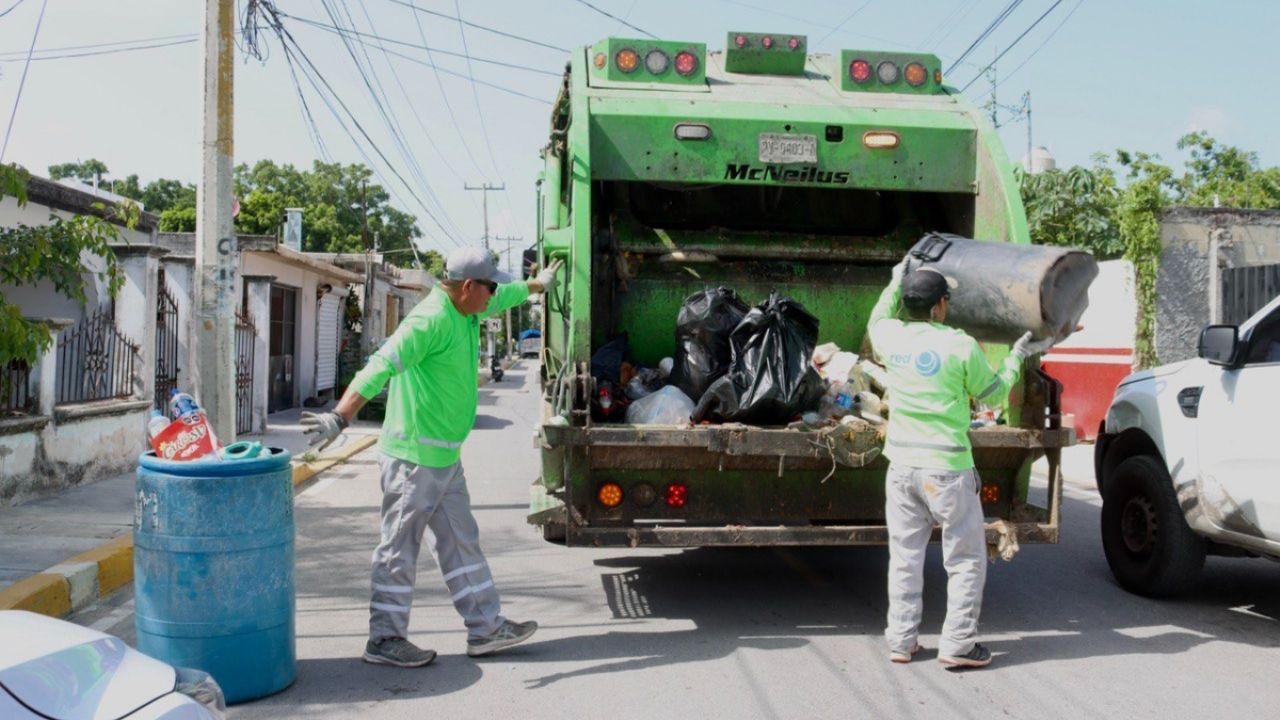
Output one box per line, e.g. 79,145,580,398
535,259,564,294
1011,331,1056,361
300,411,347,451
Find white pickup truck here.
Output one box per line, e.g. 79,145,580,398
1095,294,1280,596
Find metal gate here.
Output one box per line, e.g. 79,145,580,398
154,271,179,410
57,306,140,405
235,310,256,436
1222,263,1280,325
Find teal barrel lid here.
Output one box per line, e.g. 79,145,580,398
138,445,292,477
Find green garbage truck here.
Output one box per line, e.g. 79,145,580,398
529,32,1074,548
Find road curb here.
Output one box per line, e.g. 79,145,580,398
0,436,380,620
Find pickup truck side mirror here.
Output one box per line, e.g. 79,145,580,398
1199,324,1240,366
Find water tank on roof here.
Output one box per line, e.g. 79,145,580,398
1024,146,1056,174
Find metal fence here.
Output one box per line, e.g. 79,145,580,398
1,359,33,415
235,310,256,435
155,274,180,410
1222,264,1280,326
56,307,140,405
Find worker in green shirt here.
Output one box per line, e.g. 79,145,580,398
302,247,562,668
867,259,1056,669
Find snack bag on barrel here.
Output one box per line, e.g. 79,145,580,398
151,412,221,461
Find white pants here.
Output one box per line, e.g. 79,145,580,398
369,455,505,642
884,462,987,658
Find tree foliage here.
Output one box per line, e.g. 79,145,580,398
0,165,136,366
1020,161,1121,259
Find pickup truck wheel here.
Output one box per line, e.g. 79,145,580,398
1101,455,1206,597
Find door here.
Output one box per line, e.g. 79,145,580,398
269,285,297,413
315,292,341,392
1195,304,1280,541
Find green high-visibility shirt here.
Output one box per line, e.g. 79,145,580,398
866,276,1022,471
349,282,530,468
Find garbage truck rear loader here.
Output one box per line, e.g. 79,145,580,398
530,34,1074,548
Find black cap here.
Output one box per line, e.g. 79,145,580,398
901,268,952,310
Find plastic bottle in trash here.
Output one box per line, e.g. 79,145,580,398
147,410,169,439
168,389,199,420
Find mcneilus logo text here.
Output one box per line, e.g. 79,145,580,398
724,164,851,184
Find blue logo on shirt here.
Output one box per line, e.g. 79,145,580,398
914,350,941,377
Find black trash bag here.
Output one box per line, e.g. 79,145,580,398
692,293,826,425
669,288,751,401
590,333,629,385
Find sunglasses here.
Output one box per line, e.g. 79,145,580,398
475,279,498,293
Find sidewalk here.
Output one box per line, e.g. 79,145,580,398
0,406,381,610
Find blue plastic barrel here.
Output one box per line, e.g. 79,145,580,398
134,447,295,703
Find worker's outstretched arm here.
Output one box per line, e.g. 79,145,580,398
480,259,563,319
867,260,908,356
964,332,1057,406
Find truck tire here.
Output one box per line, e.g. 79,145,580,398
1100,455,1206,597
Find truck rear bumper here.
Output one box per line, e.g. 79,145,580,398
566,521,1058,547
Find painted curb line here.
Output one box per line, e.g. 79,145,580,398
0,436,380,619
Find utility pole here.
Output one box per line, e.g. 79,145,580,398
495,235,522,359
193,0,237,440
464,183,505,251
360,180,374,355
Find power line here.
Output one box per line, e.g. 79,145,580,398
257,5,465,250
815,0,877,46
382,0,569,53
280,14,560,76
571,0,656,39
317,0,467,246
960,0,1065,93
920,0,977,48
945,0,1024,75
0,37,197,62
0,0,27,19
1,0,45,163
0,32,197,56
973,0,1084,103
713,0,907,48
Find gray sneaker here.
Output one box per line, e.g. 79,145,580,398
363,637,437,668
938,643,993,669
467,620,538,657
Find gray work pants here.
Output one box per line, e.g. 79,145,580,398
884,462,987,658
369,454,505,642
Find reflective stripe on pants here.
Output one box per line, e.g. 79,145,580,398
884,462,986,658
369,454,505,642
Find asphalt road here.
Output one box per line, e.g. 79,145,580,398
74,361,1280,719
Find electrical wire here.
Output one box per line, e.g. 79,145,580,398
920,0,978,49
571,0,655,39
382,0,569,53
256,4,465,250
0,37,196,62
1,0,46,163
320,0,467,246
0,0,27,19
281,13,560,76
713,0,907,48
972,0,1084,103
959,0,1065,93
0,32,197,56
945,0,1024,75
815,0,876,46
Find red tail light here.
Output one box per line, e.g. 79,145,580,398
674,50,699,76
849,58,871,84
734,34,748,48
787,36,801,50
981,484,1000,504
665,483,687,508
761,35,774,49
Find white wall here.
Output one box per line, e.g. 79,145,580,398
1055,259,1136,351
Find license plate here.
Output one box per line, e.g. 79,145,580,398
758,133,817,164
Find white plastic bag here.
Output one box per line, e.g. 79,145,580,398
625,385,695,425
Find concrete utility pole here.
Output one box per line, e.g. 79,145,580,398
495,235,522,358
464,183,505,251
193,0,237,440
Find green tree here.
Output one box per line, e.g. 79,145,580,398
1173,131,1280,209
47,158,109,186
1020,160,1122,259
0,165,137,367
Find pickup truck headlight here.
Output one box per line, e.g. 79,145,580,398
174,667,226,719
1176,386,1203,418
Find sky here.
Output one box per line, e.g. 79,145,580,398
0,0,1276,255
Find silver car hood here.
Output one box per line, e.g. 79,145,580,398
0,610,175,720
